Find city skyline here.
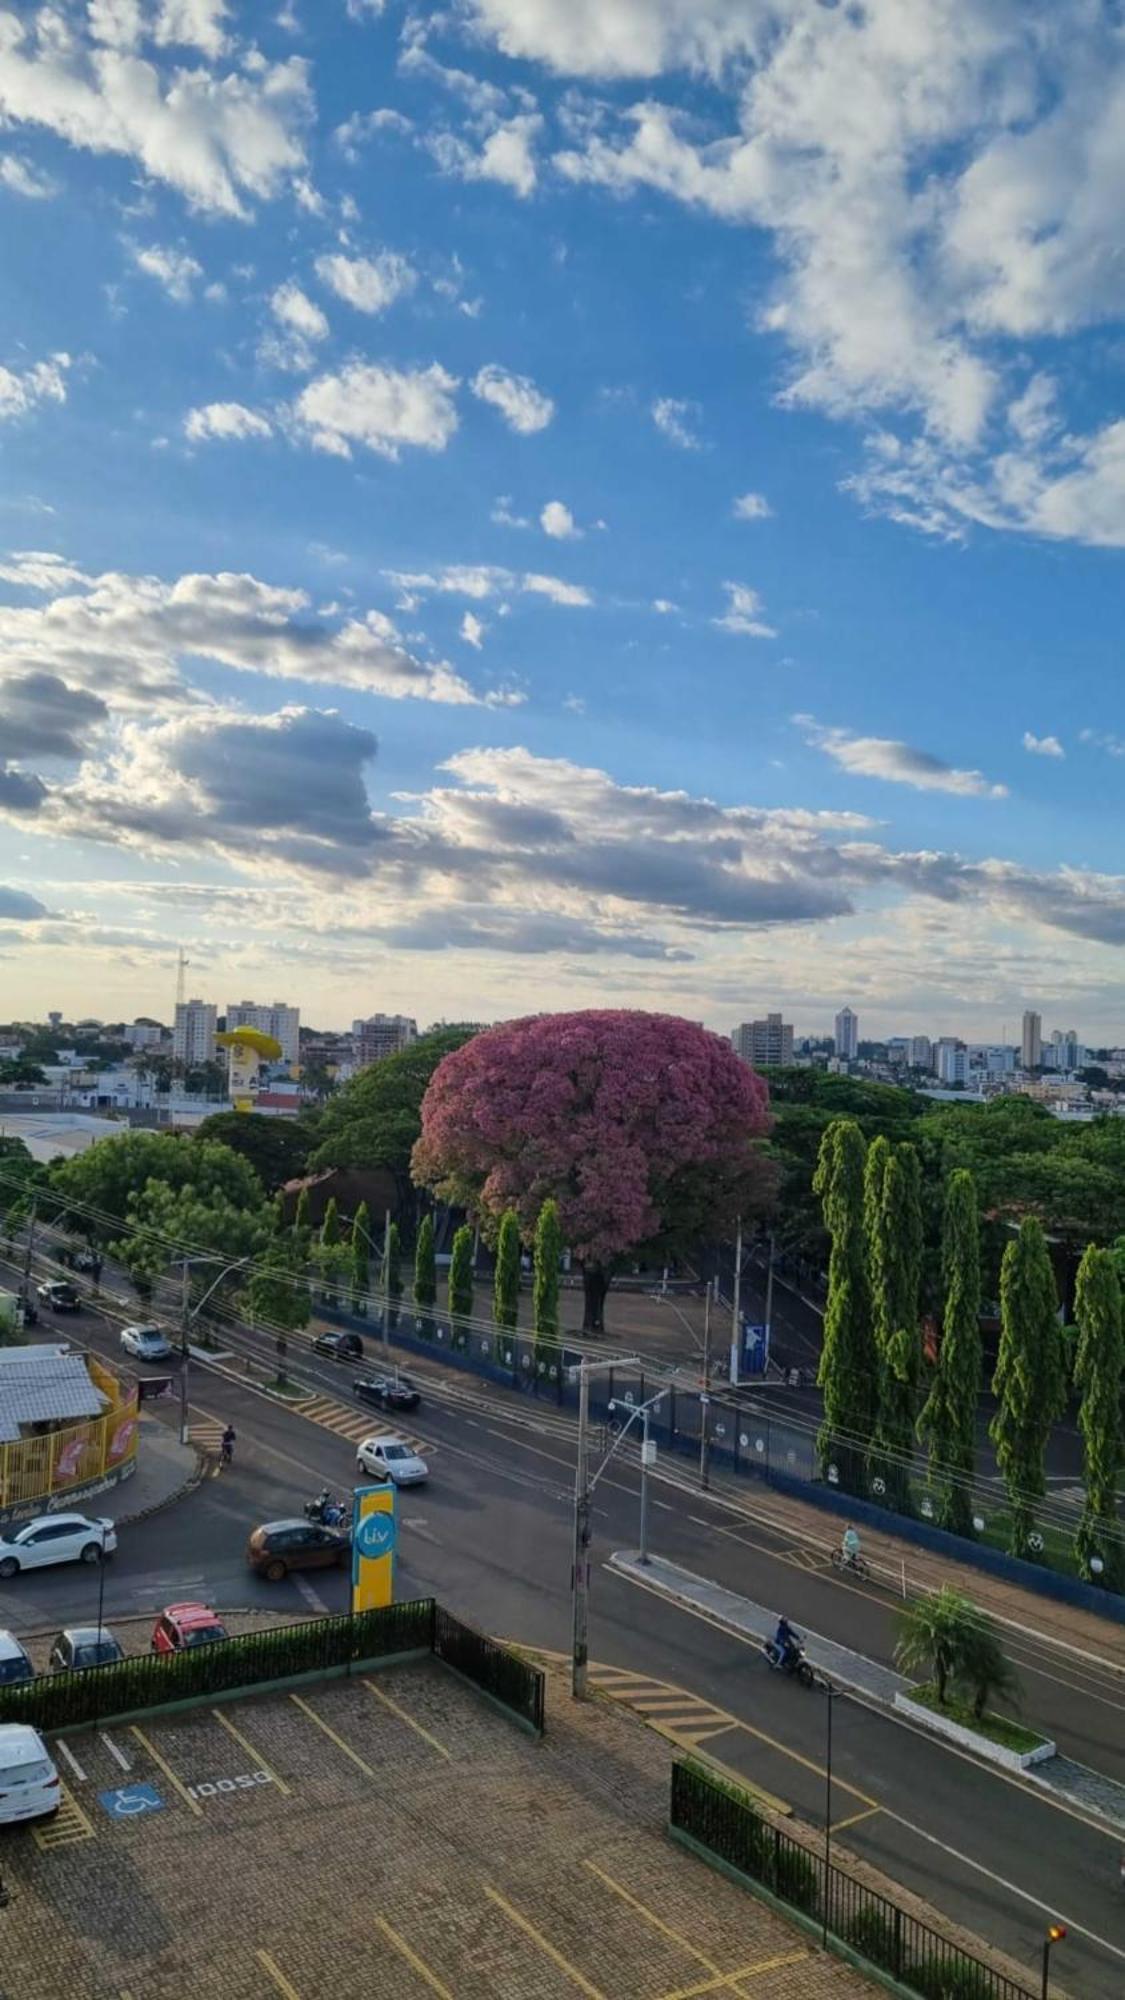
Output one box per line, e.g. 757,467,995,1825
2,6,1125,1034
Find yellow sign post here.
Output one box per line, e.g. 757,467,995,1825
351,1482,396,1611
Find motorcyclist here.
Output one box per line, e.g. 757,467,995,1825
773,1615,802,1670
323,1497,345,1527
313,1486,331,1520
220,1424,236,1466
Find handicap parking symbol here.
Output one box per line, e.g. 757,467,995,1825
99,1783,165,1819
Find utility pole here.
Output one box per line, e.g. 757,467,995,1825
764,1231,775,1372
382,1207,392,1349
729,1216,742,1386
20,1196,36,1321
823,1681,837,1948
572,1363,592,1697
699,1276,713,1490
178,1260,190,1447
639,1401,654,1565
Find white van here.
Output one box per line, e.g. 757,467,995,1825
0,1724,60,1825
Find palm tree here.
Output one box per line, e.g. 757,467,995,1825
959,1618,1021,1722
894,1587,975,1706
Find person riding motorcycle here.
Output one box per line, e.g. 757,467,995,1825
773,1615,802,1670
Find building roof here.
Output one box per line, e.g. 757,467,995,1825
0,1351,109,1437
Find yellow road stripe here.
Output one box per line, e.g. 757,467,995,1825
374,1916,454,1997
830,1805,882,1834
288,1693,376,1778
129,1725,202,1817
256,1949,302,1999
211,1706,293,1797
583,1860,720,1972
727,1715,878,1808
485,1886,608,2000
362,1678,451,1760
657,1953,809,1999
33,1784,95,1849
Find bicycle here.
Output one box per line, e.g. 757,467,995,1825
219,1432,235,1470
830,1547,870,1580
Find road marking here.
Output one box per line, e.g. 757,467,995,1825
57,1739,87,1783
485,1886,608,2000
33,1783,96,1850
373,1916,454,1998
101,1731,131,1772
585,1860,806,1996
129,1725,202,1817
362,1678,451,1759
292,1572,332,1616
288,1692,376,1778
256,1950,302,1999
211,1707,292,1797
658,1952,810,1998
830,1805,881,1834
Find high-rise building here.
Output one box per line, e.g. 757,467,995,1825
834,1006,858,1061
225,1000,300,1072
934,1037,968,1086
173,999,217,1067
352,1014,418,1067
910,1035,932,1069
1021,1010,1042,1070
122,1022,164,1050
732,1014,794,1067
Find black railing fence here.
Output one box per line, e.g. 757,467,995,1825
434,1606,545,1733
670,1761,1035,2000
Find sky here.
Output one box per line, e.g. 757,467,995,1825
1,1,1125,1043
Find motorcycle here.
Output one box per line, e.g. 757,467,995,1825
763,1637,815,1687
304,1495,348,1527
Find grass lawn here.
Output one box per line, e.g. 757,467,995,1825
908,1683,1047,1756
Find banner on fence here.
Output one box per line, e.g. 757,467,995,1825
351,1482,396,1612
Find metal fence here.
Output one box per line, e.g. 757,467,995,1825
434,1606,545,1734
669,1761,1035,2000
0,1383,139,1510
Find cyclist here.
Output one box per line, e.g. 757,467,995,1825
220,1424,236,1467
841,1523,862,1570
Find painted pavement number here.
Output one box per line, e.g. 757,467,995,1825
99,1784,165,1819
186,1769,274,1803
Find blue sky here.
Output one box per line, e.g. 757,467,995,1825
1,0,1124,1041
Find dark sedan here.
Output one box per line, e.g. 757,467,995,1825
353,1373,420,1413
312,1330,364,1361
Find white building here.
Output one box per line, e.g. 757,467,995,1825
351,1014,418,1067
225,1000,300,1073
934,1037,969,1086
173,999,217,1067
732,1015,794,1067
122,1022,164,1049
910,1035,932,1070
834,1006,858,1061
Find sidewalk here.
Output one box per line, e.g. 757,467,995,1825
102,1415,201,1524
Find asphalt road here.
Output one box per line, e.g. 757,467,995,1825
2,1287,1123,1999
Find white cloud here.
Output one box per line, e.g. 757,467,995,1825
0,353,70,423
0,153,57,198
293,362,460,460
491,496,531,529
154,0,230,57
652,396,701,449
271,280,328,342
522,573,591,607
464,0,768,79
1023,732,1064,759
461,611,486,649
799,715,1007,799
471,364,554,434
129,242,203,303
314,250,416,314
733,490,771,521
540,500,580,540
387,564,592,608
454,112,542,197
652,598,678,615
713,582,776,639
184,402,272,443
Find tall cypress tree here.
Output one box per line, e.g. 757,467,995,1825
865,1138,923,1511
918,1168,982,1536
1072,1244,1124,1588
293,1185,311,1245
350,1200,371,1311
494,1209,521,1337
413,1211,436,1309
815,1118,877,1494
991,1216,1065,1557
320,1195,340,1246
449,1224,474,1323
533,1199,563,1357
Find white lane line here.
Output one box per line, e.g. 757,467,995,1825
652,1499,675,1512
292,1572,332,1616
100,1731,131,1772
56,1740,86,1783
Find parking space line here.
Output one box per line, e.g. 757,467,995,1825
211,1707,292,1798
129,1725,203,1817
658,1953,809,1999
374,1916,454,1997
57,1739,87,1783
288,1693,376,1778
101,1732,131,1772
256,1949,302,1999
362,1679,451,1760
484,1886,608,2000
583,1859,721,1973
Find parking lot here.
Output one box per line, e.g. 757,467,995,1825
0,1659,874,2000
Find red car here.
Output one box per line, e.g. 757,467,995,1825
151,1602,228,1654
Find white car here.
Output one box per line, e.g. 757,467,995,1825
0,1630,34,1687
355,1436,428,1486
119,1323,172,1361
0,1724,60,1826
0,1514,117,1579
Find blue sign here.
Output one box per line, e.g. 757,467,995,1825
741,1322,768,1376
99,1783,164,1819
355,1508,397,1560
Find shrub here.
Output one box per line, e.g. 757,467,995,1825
845,1903,899,1971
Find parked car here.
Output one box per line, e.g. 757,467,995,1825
0,1515,116,1579
246,1519,350,1582
0,1724,60,1826
119,1323,173,1362
0,1631,34,1686
353,1373,420,1413
49,1626,124,1672
36,1279,80,1314
151,1603,228,1654
313,1330,364,1361
57,1245,99,1274
355,1436,428,1486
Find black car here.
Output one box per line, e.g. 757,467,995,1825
312,1330,364,1361
36,1280,80,1314
353,1373,420,1413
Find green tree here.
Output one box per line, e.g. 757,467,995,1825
865,1138,923,1510
532,1199,563,1357
311,1026,481,1212
918,1169,983,1536
51,1129,265,1238
814,1119,877,1494
350,1200,371,1311
194,1111,318,1193
413,1212,436,1310
293,1185,311,1248
449,1224,474,1320
494,1208,521,1337
958,1613,1021,1723
991,1217,1066,1557
321,1195,340,1247
894,1587,975,1707
241,1238,310,1335
1073,1243,1124,1587
384,1220,403,1322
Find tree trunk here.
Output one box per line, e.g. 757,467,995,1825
582,1265,610,1334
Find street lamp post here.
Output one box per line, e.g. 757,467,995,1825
607,1391,664,1566
176,1252,254,1446
822,1680,837,1948
1041,1924,1066,1999
569,1354,642,1698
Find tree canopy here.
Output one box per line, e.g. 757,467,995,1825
193,1111,320,1192
310,1026,480,1213
51,1129,266,1237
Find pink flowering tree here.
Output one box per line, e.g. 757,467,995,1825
412,1010,775,1332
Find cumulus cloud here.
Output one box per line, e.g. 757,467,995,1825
153,2,230,58
435,112,542,197
129,241,203,302
1023,732,1064,759
0,353,70,423
293,362,460,460
184,401,272,442
652,396,702,450
713,583,776,638
270,280,328,341
314,250,416,314
540,500,580,539
388,564,591,608
471,364,554,433
461,611,486,649
733,491,771,520
0,671,107,760
799,715,1008,798
464,0,765,79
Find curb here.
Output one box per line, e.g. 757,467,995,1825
115,1445,206,1527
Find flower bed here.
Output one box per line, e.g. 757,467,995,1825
895,1684,1054,1772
